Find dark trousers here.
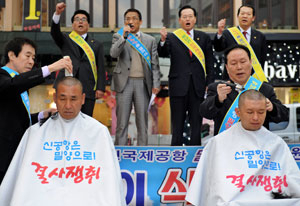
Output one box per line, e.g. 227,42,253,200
170,78,203,146
81,98,96,117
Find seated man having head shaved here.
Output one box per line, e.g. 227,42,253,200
186,90,300,206
0,77,126,206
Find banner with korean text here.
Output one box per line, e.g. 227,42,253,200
116,144,300,206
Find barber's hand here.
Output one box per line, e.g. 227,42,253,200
217,83,232,103
160,27,168,42
152,87,160,95
95,90,104,99
48,57,72,74
55,2,66,15
43,108,57,119
217,18,226,35
266,98,273,112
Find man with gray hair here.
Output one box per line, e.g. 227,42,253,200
186,90,300,206
0,77,126,206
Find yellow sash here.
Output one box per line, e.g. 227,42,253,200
228,27,268,82
173,29,206,76
69,31,98,90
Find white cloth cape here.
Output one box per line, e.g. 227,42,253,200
0,113,126,206
186,122,300,206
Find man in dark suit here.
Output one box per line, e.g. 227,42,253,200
200,44,288,135
158,5,214,146
51,2,106,116
213,5,266,66
0,37,72,184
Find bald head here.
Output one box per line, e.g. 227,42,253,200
236,90,267,131
55,77,83,94
54,77,85,120
238,89,266,109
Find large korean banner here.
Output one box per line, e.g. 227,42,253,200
23,0,42,31
116,144,300,206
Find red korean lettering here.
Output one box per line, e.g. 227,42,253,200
262,176,273,192
65,166,76,179
48,168,59,178
58,168,65,178
226,174,245,192
273,175,288,193
158,169,187,203
85,166,100,184
74,165,84,183
32,162,49,184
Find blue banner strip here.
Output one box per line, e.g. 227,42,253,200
116,144,300,205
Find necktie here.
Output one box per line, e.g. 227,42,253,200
242,31,247,40
187,31,193,57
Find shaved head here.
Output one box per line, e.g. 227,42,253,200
238,89,266,109
54,77,85,120
236,90,267,131
55,77,83,94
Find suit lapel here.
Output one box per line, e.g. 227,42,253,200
250,29,257,46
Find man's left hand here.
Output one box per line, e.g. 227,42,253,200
152,87,160,95
95,90,105,99
266,98,273,112
43,108,57,118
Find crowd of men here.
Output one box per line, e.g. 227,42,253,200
0,3,298,205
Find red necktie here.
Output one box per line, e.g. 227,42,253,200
187,31,193,57
242,31,247,40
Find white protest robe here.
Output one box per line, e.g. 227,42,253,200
186,122,300,206
0,112,126,206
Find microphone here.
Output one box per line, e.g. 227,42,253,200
124,24,133,39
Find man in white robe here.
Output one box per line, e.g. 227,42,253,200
186,90,300,206
0,77,126,206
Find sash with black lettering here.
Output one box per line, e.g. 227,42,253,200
173,29,206,76
218,76,263,134
69,31,98,90
1,66,32,125
117,28,151,70
228,27,267,82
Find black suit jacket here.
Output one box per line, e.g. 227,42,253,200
158,30,214,98
200,81,289,135
0,68,44,172
213,27,267,65
51,21,106,99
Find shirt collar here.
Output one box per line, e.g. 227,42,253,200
81,33,88,40
186,29,194,34
239,26,251,36
134,31,141,38
185,29,194,39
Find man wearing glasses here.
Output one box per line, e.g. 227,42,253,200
110,8,160,146
51,2,106,117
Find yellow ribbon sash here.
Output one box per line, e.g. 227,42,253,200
69,31,98,90
228,27,268,82
173,29,206,76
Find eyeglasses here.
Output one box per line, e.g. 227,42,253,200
74,17,87,22
181,15,194,20
125,17,139,22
